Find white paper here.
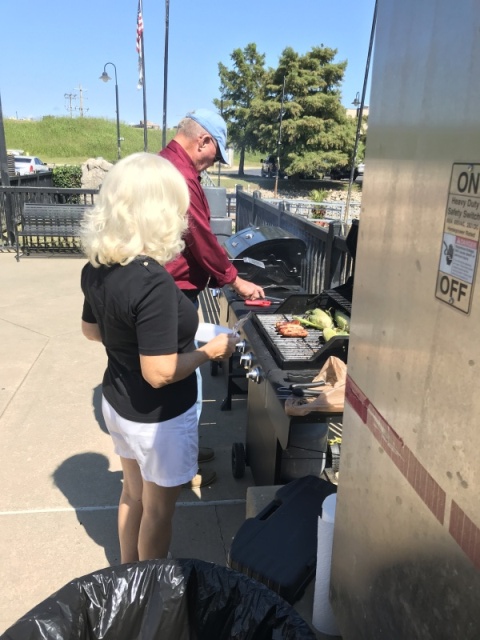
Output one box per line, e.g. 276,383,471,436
195,322,233,343
322,493,337,524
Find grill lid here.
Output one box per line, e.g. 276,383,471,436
224,226,307,286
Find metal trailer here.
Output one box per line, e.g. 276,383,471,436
330,1,480,638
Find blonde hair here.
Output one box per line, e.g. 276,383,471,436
81,153,189,267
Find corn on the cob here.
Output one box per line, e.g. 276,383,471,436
323,327,338,342
334,310,350,332
304,308,334,329
323,326,349,342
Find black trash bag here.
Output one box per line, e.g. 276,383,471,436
1,558,316,640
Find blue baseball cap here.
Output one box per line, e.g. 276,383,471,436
186,109,228,164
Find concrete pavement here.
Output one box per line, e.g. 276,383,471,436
0,252,333,638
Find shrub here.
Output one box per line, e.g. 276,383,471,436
52,165,82,189
308,189,328,202
309,189,328,219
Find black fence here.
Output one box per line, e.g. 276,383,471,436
3,171,54,187
235,187,353,293
1,182,353,295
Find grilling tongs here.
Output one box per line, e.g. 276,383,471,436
277,380,326,397
229,257,265,269
232,312,253,334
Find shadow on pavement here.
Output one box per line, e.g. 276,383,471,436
52,452,122,565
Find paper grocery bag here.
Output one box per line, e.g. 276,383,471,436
284,356,346,416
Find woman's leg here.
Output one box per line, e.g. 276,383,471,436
138,481,182,560
118,456,144,564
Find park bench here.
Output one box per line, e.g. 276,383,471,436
16,202,91,261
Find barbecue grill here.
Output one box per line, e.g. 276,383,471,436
222,222,358,485
231,311,346,486
223,286,351,484
224,226,307,286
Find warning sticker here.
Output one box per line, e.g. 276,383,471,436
436,163,480,313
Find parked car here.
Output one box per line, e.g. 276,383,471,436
260,155,287,179
14,156,50,176
328,163,363,181
260,155,278,178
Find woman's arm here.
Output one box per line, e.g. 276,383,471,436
140,332,237,388
82,320,102,342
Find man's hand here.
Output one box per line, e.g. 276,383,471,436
232,276,265,300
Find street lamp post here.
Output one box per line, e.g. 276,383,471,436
100,62,121,160
352,92,361,119
344,93,363,225
162,0,170,149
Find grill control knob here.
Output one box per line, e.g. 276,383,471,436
235,340,247,353
246,366,263,384
239,352,254,369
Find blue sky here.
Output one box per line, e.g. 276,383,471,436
1,0,376,129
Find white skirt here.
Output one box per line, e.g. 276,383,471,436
102,396,198,487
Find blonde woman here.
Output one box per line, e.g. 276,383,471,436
80,153,237,563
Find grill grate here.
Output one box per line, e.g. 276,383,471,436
252,313,349,370
256,314,324,361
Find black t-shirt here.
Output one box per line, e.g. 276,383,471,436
81,257,199,423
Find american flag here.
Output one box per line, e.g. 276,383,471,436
136,0,144,88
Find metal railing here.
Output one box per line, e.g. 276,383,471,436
235,187,354,293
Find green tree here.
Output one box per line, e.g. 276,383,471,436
215,43,266,176
252,46,354,178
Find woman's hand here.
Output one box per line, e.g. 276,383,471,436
202,332,238,361
140,333,238,389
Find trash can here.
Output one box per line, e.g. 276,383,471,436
1,558,316,640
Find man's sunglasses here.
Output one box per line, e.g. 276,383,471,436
209,136,222,163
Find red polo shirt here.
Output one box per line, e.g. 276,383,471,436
159,140,238,292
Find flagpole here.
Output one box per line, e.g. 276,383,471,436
140,0,148,151
162,0,170,149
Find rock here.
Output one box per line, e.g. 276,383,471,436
81,157,113,189
227,184,362,220
239,186,362,205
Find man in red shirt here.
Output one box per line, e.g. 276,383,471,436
160,109,265,487
160,109,264,300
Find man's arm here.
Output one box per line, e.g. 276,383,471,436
230,275,265,300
